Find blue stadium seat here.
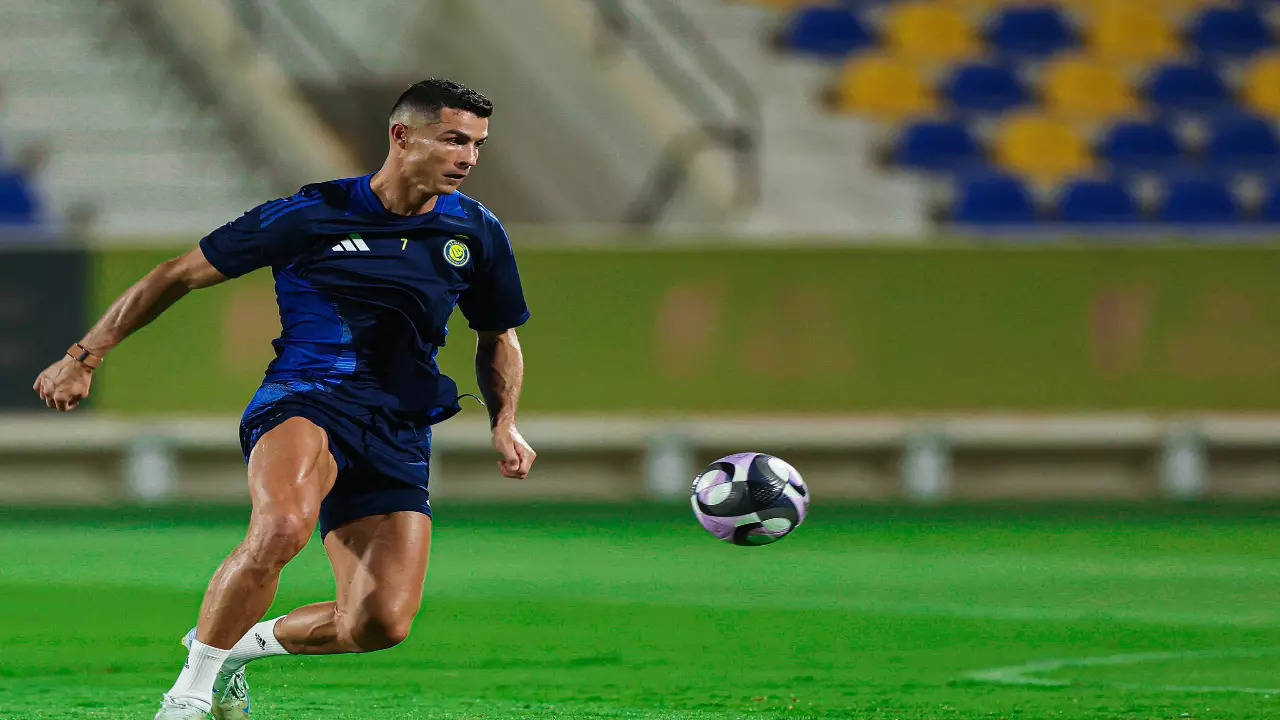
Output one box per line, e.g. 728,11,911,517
1191,7,1273,59
780,7,877,59
897,120,983,172
1205,112,1280,171
0,171,38,225
942,63,1029,114
1261,177,1280,222
1098,120,1183,174
1158,176,1241,223
1146,63,1231,113
1059,179,1139,224
987,6,1076,58
953,172,1037,224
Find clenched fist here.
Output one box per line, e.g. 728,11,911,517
33,355,94,412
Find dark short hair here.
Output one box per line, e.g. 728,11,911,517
389,78,493,123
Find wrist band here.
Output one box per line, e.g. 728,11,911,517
66,343,103,371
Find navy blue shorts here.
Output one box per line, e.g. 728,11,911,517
239,381,433,538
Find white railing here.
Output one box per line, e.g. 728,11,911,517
3,413,1279,502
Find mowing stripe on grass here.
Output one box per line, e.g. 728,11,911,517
966,647,1280,694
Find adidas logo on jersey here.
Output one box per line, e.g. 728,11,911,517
332,234,371,252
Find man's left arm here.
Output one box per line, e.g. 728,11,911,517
476,328,535,479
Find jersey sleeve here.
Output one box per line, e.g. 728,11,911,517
198,194,314,278
458,212,531,331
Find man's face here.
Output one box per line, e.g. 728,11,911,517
395,107,489,196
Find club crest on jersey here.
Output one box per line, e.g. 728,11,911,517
443,237,470,267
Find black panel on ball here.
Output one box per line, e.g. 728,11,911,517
757,492,800,525
732,522,779,546
745,454,786,510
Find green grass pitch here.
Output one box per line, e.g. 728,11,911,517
2,503,1279,719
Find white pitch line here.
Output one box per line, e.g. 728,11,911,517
966,647,1280,695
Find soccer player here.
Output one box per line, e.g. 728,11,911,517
32,78,535,719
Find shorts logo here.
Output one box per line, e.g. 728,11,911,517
443,237,470,267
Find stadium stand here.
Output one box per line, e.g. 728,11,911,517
0,1,273,235
762,0,1280,229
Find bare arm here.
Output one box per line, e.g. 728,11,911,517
33,245,227,411
476,328,535,478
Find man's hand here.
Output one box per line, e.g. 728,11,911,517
33,356,94,412
492,421,536,479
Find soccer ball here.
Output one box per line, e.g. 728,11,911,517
690,453,809,546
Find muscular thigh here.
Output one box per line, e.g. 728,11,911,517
246,416,339,528
323,511,433,618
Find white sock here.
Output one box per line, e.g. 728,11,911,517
167,638,231,709
222,616,290,674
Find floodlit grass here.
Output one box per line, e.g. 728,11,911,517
2,503,1279,718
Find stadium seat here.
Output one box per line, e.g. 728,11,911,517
1190,7,1273,59
779,7,877,59
883,2,981,64
1087,5,1180,65
953,171,1037,224
1098,120,1183,174
987,5,1076,58
1243,52,1280,117
1158,176,1241,223
1059,178,1140,223
1060,0,1217,23
1260,177,1280,222
1146,63,1230,113
1205,112,1280,171
834,55,937,120
0,171,39,225
896,120,983,171
992,112,1094,185
1041,54,1140,122
942,63,1029,114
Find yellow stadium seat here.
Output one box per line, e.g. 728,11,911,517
1087,5,1180,64
1075,0,1213,23
993,112,1094,185
1244,52,1280,118
883,2,982,64
833,54,937,120
1059,0,1214,23
1041,54,1141,122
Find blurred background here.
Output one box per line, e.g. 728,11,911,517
3,0,1280,508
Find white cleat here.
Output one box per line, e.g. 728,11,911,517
153,694,211,719
182,628,251,719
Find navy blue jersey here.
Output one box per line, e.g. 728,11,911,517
199,174,529,423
